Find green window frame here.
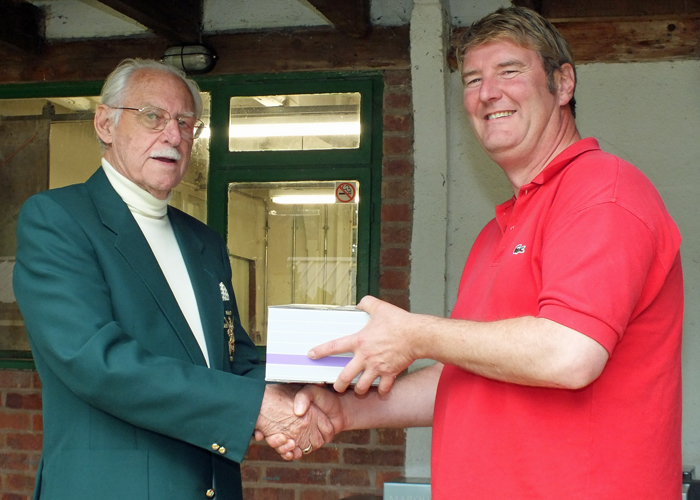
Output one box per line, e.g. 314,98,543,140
0,71,384,367
0,80,104,369
200,72,383,359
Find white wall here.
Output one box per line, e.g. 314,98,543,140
575,60,700,467
29,0,415,40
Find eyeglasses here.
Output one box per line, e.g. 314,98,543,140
113,106,205,139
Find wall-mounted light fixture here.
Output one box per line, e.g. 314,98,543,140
162,45,217,74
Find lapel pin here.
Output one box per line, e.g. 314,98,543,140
224,310,235,362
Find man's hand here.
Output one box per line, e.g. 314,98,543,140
308,296,418,395
254,384,335,460
260,385,347,459
294,385,346,433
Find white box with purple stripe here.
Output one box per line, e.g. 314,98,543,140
265,304,372,384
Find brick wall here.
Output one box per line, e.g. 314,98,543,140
241,68,415,500
0,370,42,499
379,70,414,312
0,68,415,500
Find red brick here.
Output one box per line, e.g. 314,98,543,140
244,442,288,462
376,470,404,489
242,487,295,500
299,445,340,464
2,494,28,500
383,158,413,177
341,494,381,500
27,454,41,472
0,411,31,431
382,179,412,200
0,453,31,471
384,92,412,110
379,270,410,290
344,448,405,467
332,429,370,445
381,204,411,222
31,373,41,389
265,467,327,485
378,292,410,311
300,489,340,500
383,69,411,86
329,468,370,487
0,372,33,390
241,464,261,482
6,433,43,451
380,247,410,268
383,136,413,156
31,414,42,432
376,428,406,446
383,114,413,133
381,226,412,245
5,394,42,411
4,473,35,492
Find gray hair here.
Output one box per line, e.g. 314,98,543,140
457,6,577,118
99,58,203,130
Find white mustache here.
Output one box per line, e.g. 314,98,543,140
150,148,182,161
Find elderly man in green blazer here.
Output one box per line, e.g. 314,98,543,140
13,58,332,500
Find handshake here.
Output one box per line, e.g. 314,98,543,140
253,383,345,461
251,295,424,460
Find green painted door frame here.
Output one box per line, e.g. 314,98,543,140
0,70,384,368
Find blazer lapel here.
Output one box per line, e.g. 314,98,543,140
169,209,225,371
85,168,208,366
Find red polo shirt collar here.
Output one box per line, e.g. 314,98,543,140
495,138,601,232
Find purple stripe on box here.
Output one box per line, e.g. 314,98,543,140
266,354,351,368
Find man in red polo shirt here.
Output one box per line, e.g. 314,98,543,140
280,6,683,499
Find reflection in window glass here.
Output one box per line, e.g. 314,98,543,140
169,93,211,223
0,92,210,352
228,180,359,344
229,93,361,152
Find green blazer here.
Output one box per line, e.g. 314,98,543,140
13,168,267,500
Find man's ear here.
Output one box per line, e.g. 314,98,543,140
94,104,115,146
556,63,576,107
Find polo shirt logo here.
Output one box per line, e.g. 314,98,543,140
513,244,526,255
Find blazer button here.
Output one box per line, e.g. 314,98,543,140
218,446,226,454
206,489,215,498
211,444,220,451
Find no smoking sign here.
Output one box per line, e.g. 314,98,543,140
335,182,356,203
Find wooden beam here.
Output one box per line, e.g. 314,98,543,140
95,0,202,44
299,0,371,38
0,26,410,84
449,16,700,69
209,26,407,74
0,0,43,54
554,17,700,63
513,0,700,20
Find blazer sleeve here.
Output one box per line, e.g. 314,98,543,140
13,192,267,463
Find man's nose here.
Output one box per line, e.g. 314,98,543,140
161,118,183,145
479,76,503,102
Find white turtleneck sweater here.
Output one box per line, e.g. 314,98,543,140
101,158,210,367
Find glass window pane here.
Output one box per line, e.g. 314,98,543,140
169,93,211,223
0,92,210,353
228,180,360,345
229,93,361,152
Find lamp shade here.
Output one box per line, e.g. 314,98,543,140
162,45,217,74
